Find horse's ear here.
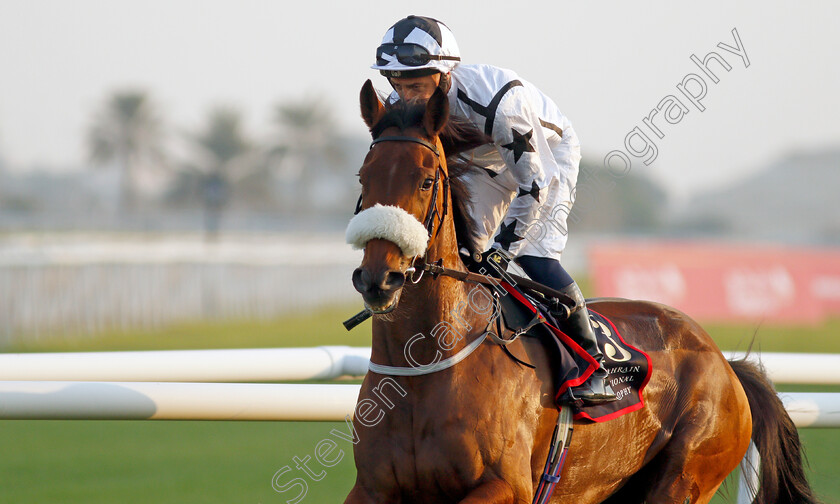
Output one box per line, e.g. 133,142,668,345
423,86,449,137
360,80,385,131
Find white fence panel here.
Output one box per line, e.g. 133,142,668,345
0,234,362,344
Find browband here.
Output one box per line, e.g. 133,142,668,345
370,135,440,157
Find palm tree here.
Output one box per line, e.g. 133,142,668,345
88,91,165,214
272,97,348,213
188,107,255,237
275,98,332,145
194,108,251,170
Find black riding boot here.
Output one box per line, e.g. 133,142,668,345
558,282,617,404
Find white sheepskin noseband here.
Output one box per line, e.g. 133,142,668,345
345,203,429,257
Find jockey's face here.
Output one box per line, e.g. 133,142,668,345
390,73,442,103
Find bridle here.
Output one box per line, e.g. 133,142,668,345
356,135,449,244
350,134,578,315
370,135,440,157
352,129,578,504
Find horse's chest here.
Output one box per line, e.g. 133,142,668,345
397,413,505,494
354,367,539,500
401,437,485,499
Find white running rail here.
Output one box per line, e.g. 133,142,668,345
1,349,838,384
0,346,371,382
0,381,361,421
0,382,836,426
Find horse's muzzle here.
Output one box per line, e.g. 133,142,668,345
352,267,406,313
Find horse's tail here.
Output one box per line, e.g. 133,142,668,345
728,359,820,504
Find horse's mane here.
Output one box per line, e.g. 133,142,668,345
370,100,492,259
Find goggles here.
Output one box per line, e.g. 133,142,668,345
375,43,460,67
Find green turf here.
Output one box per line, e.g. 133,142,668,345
1,306,838,503
0,420,357,504
704,317,840,354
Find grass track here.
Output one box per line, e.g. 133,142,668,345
2,305,838,503
1,420,356,503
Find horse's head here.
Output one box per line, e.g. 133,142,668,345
346,80,452,314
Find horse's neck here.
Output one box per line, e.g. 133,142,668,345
370,201,489,369
370,279,485,370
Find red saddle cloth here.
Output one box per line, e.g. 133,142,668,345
499,282,652,423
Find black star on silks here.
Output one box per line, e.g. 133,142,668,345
517,180,541,202
501,128,535,163
494,220,523,251
482,167,499,178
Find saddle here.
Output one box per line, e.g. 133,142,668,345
490,279,651,422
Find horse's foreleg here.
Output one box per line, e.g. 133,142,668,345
458,479,516,504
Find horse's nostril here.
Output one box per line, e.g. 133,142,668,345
352,268,372,293
384,271,406,290
354,268,405,296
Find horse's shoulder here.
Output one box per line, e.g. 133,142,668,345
587,297,717,353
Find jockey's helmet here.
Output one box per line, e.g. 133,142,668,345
372,15,460,79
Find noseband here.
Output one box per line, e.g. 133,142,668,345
359,135,449,243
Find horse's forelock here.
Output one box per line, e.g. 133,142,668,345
372,101,491,149
370,102,427,140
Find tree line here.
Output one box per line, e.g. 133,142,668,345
87,90,362,233
0,90,668,235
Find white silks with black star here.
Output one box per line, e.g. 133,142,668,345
384,63,581,260
454,64,581,260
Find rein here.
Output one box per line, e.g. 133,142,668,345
354,134,576,504
368,136,576,310
414,259,578,317
346,135,578,332
343,260,579,331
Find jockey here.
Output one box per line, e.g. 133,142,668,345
371,15,615,404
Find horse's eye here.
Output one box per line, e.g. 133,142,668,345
421,178,435,191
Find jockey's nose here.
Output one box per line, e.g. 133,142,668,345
352,267,406,296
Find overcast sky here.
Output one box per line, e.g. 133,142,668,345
1,0,838,200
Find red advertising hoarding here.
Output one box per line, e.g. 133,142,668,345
589,241,840,324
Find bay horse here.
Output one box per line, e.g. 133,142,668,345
344,79,817,504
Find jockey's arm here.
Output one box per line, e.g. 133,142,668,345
489,85,576,262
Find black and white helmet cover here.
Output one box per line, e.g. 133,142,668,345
372,15,460,77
